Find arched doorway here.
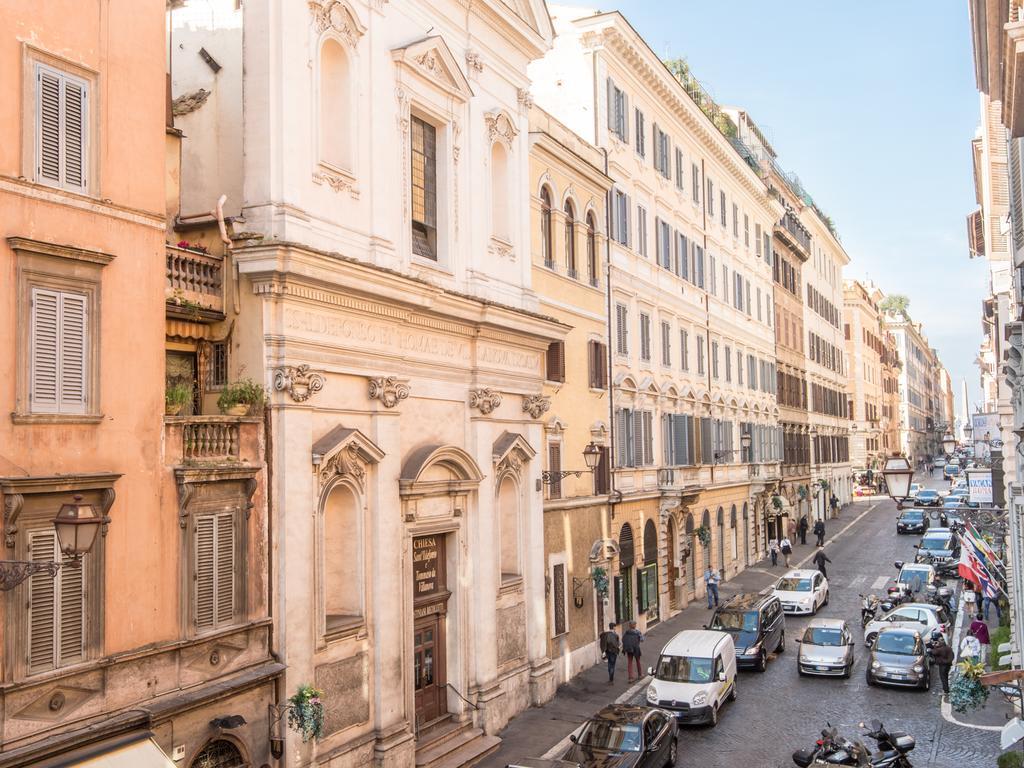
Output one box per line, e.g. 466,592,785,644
742,502,750,566
730,505,738,563
701,509,711,578
190,740,245,768
666,516,680,611
641,519,659,624
684,514,696,597
615,522,635,625
716,507,725,575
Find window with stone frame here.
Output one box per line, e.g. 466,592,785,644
410,115,438,259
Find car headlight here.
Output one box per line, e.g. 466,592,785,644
871,661,880,669
646,686,657,703
692,691,707,706
745,642,761,655
913,665,924,673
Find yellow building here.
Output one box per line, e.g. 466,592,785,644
529,106,615,686
843,279,886,472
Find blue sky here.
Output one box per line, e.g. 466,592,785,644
586,0,986,409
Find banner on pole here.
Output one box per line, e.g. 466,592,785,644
971,412,1000,460
967,469,993,504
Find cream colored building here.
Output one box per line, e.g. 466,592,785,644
171,1,563,766
843,280,886,471
528,107,614,686
531,8,781,623
884,311,940,463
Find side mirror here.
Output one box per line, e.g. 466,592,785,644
569,734,578,744
894,561,904,570
647,666,654,676
717,671,727,682
702,624,708,630
794,638,802,644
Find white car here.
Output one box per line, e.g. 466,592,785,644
773,569,829,615
864,602,952,647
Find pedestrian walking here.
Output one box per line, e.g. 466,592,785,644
812,549,831,579
829,494,839,517
768,539,780,567
780,536,793,568
983,593,1002,622
973,585,984,608
798,516,809,545
959,630,981,663
704,566,721,609
622,621,644,682
786,517,797,540
813,519,826,547
600,622,620,683
930,632,954,695
970,614,991,665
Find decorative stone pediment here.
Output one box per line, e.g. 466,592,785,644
544,416,567,436
493,431,536,478
392,36,473,102
308,0,366,44
522,394,551,419
313,425,384,494
274,363,325,403
485,109,519,149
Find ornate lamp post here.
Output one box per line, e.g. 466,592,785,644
0,494,103,590
942,433,957,457
713,430,753,463
882,455,915,510
541,441,602,485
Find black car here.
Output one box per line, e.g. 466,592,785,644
913,489,941,507
896,508,928,534
708,591,785,672
562,705,678,768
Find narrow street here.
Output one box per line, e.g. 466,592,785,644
490,477,1004,767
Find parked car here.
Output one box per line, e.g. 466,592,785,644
892,561,936,597
943,463,961,481
864,602,951,647
913,489,941,507
865,627,931,690
796,618,855,678
773,569,829,615
645,629,736,727
914,530,959,568
707,592,785,672
563,704,679,767
896,508,928,534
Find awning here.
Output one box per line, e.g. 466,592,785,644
34,733,176,768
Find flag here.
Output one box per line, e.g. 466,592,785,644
957,535,1006,598
961,524,1005,576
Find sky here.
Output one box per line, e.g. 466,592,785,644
584,0,986,410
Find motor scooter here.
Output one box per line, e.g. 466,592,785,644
860,594,880,627
793,721,915,767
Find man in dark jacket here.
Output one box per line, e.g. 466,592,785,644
813,519,826,547
929,632,955,695
798,516,809,545
812,549,831,579
599,622,620,683
622,621,644,682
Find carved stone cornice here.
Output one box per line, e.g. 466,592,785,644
522,395,551,419
273,363,325,403
313,425,384,496
1,474,120,549
368,376,410,408
469,388,503,415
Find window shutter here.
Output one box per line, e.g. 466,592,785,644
549,443,562,498
37,68,62,185
642,411,654,465
673,414,687,466
607,78,616,131
622,94,630,143
59,292,88,412
214,512,235,626
632,410,644,466
195,515,216,630
63,78,87,190
30,288,60,412
59,554,85,665
27,529,57,674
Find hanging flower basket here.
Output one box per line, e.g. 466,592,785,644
818,479,831,492
591,566,609,599
695,525,711,547
287,684,325,742
797,485,808,500
771,495,784,512
949,660,989,713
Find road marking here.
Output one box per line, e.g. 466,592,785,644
872,576,889,590
850,575,866,587
540,676,653,758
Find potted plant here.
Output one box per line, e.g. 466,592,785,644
591,566,609,599
695,525,711,547
286,684,325,742
165,382,192,416
949,659,989,713
771,495,784,512
217,378,266,416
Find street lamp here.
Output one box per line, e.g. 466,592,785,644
941,433,956,457
541,441,603,485
714,431,752,463
0,494,104,591
882,455,915,510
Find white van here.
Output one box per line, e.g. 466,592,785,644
645,629,736,727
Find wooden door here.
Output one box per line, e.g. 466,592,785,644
414,613,446,726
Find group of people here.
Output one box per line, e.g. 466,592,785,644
765,515,831,574
926,582,1002,697
599,620,644,684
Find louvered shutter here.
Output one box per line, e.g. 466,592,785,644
27,529,57,674
63,78,86,190
30,288,60,412
37,68,61,185
616,304,628,354
607,78,616,132
616,409,629,467
686,416,696,465
632,411,644,466
59,292,88,412
643,411,654,465
195,515,215,630
36,65,88,191
622,94,630,143
700,417,713,464
59,553,85,666
214,512,235,626
673,414,687,466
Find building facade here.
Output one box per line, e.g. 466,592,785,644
171,0,562,766
528,106,615,686
884,311,941,464
0,2,277,767
843,280,887,472
530,9,782,625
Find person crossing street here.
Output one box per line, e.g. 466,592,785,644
813,519,826,547
812,549,831,579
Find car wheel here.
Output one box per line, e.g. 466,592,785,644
865,669,875,686
823,590,830,607
728,681,737,702
757,649,768,672
665,736,678,766
777,630,786,654
709,704,719,727
843,662,852,679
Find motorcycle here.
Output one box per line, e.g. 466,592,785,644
793,721,915,767
860,594,880,627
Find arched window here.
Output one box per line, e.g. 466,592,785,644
701,509,711,572
498,476,520,582
323,483,362,632
540,186,553,267
586,212,598,286
564,199,576,278
685,514,696,592
190,740,245,768
319,39,351,171
716,506,725,572
491,142,509,241
730,504,739,560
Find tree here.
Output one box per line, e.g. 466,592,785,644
879,294,911,319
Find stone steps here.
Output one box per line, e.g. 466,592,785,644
415,724,500,768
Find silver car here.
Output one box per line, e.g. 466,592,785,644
864,602,951,648
865,627,930,690
796,618,855,678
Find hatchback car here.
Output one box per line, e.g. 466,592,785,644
563,705,678,767
865,628,930,689
796,618,855,678
914,489,941,506
864,602,951,647
773,569,829,615
708,592,785,672
896,508,928,534
914,531,959,567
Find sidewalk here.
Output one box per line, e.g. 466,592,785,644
480,500,878,767
944,594,1015,730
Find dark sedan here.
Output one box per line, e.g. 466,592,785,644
562,705,678,768
896,508,928,534
913,489,941,507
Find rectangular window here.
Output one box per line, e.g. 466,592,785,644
545,341,565,383
697,335,706,375
206,341,228,389
694,244,705,289
720,191,727,227
552,563,567,635
656,218,672,269
744,214,750,246
34,63,90,193
677,233,689,279
680,329,689,371
26,526,87,674
764,232,772,265
755,223,762,256
616,408,635,467
661,320,671,366
616,303,629,355
724,345,732,383
733,203,739,237
709,254,717,296
756,287,763,321
707,179,714,216
606,78,629,142
635,108,646,157
411,116,438,259
746,280,752,316
654,123,671,178
639,312,651,362
692,163,701,202
637,205,648,257
711,340,720,379
194,511,238,633
737,348,743,386
588,340,608,388
594,445,611,494
675,148,684,190
613,190,630,246
29,286,88,415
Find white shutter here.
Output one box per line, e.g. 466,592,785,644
194,515,216,630
27,529,57,674
63,78,87,190
30,287,60,412
607,78,616,132
35,64,88,191
59,554,86,665
37,68,61,185
59,292,88,412
215,512,236,626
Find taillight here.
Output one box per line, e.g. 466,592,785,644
816,740,823,746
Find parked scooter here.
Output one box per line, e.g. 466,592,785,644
860,594,880,627
793,721,915,767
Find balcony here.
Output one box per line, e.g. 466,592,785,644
775,210,811,257
166,244,225,322
164,415,263,466
1004,3,1024,137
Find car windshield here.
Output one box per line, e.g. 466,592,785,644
920,538,950,551
654,654,714,683
942,500,960,507
917,490,938,498
803,627,844,646
711,610,759,633
901,511,924,520
777,577,812,592
575,720,642,753
898,569,929,585
945,465,959,472
875,633,921,655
